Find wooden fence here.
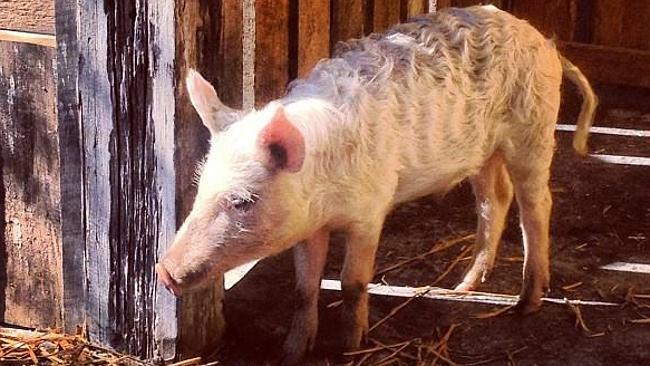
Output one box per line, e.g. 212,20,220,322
0,0,649,362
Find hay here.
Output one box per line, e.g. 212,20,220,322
0,327,217,366
0,327,147,365
375,234,475,277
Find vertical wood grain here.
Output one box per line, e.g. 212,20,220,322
298,0,331,77
54,0,87,336
510,0,576,40
0,42,63,329
174,0,231,360
56,0,179,359
255,0,290,105
372,0,401,33
593,0,650,51
331,0,365,47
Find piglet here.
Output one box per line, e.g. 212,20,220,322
157,5,597,364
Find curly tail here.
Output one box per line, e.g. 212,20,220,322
559,55,598,156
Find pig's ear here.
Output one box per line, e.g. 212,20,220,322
186,69,239,134
259,106,305,173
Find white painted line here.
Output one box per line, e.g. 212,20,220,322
601,262,650,275
590,154,650,166
320,279,619,307
225,259,260,290
556,124,650,137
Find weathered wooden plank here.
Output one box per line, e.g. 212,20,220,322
53,0,85,338
174,0,231,359
54,0,87,336
331,0,365,47
76,0,113,350
0,0,55,34
0,42,63,329
372,0,401,33
593,0,650,51
56,0,179,359
510,0,576,41
255,0,290,105
559,42,650,89
219,1,244,108
298,0,331,77
149,0,178,362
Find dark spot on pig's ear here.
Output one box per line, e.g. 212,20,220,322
259,105,305,173
268,142,289,170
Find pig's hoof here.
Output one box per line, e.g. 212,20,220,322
514,298,542,315
281,333,314,365
342,326,367,353
454,281,476,292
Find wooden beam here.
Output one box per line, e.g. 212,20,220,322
0,0,55,35
559,42,650,89
0,41,63,329
0,30,56,48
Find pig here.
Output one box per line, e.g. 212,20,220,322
156,5,597,364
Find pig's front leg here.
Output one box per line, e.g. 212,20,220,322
340,225,381,352
282,229,330,365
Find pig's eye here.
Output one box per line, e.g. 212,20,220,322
229,195,258,213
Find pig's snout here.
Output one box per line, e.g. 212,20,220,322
156,262,183,297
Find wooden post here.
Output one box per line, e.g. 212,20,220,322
55,0,177,360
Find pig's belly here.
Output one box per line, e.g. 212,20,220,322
392,163,481,204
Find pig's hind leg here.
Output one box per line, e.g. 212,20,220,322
505,121,557,314
282,229,330,365
455,152,514,292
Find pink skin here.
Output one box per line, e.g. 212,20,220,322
156,102,307,298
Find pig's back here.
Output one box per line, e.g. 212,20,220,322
286,6,559,204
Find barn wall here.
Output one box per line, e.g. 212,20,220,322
0,0,56,34
0,0,646,361
0,40,63,329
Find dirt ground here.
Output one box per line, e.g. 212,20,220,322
214,84,650,365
